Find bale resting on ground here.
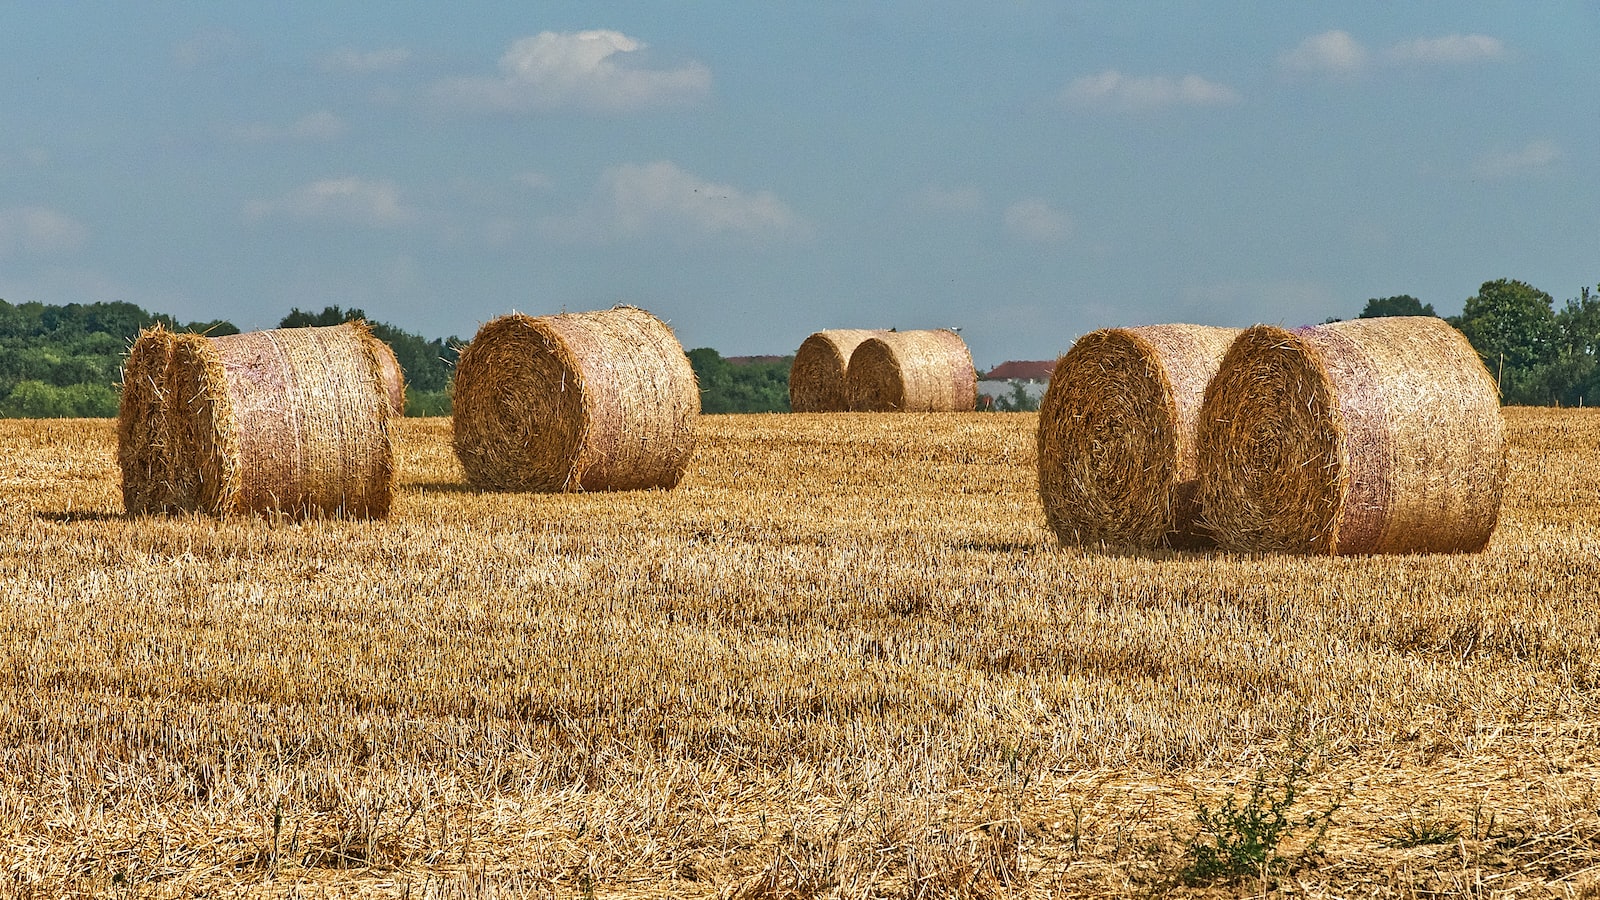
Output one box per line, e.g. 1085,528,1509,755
118,322,397,518
845,329,976,412
1037,324,1241,549
451,305,699,492
1195,315,1507,554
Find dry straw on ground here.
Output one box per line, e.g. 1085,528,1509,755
452,305,699,492
373,338,406,416
1037,324,1241,549
789,329,884,412
117,322,396,519
1197,315,1506,554
846,329,977,412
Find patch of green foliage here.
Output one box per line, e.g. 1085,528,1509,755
686,348,792,413
0,299,237,418
1179,747,1342,887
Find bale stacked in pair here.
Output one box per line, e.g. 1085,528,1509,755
1037,324,1240,549
118,323,397,518
1197,316,1506,555
452,306,699,492
846,329,975,412
789,329,884,412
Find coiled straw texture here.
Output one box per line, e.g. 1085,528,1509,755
1037,324,1241,549
1196,316,1507,555
452,306,700,492
845,330,976,412
789,329,884,412
118,322,396,518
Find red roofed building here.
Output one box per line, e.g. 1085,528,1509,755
983,360,1054,382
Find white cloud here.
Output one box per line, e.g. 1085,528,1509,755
540,161,803,242
174,27,250,69
1003,198,1071,243
245,178,417,228
914,185,984,213
321,46,412,74
1473,140,1562,178
1061,70,1240,110
1282,30,1508,77
1387,33,1506,65
0,206,89,256
1280,30,1369,76
434,30,710,113
229,111,346,143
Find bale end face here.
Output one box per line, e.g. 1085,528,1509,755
1037,324,1239,549
452,306,699,492
119,323,395,519
1197,317,1506,555
846,330,975,412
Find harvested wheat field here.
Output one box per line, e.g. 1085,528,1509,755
1,409,1599,897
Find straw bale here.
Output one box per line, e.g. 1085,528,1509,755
452,305,699,492
1037,324,1241,549
845,329,976,412
1196,316,1506,555
117,322,396,518
789,329,884,412
373,338,407,416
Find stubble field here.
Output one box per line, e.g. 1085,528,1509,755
1,409,1598,898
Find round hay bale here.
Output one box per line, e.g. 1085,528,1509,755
845,330,976,412
1196,316,1506,555
118,322,396,518
789,329,884,412
451,305,699,492
1037,324,1241,549
373,338,407,416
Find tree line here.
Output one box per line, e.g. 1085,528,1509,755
1,279,1596,417
1359,279,1600,406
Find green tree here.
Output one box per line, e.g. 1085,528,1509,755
1453,279,1558,402
686,348,791,413
1359,295,1436,318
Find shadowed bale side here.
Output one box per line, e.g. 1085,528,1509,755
118,323,396,518
1038,324,1241,549
845,330,976,412
452,306,700,492
1197,316,1507,555
789,329,884,412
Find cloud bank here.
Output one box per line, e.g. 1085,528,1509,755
1281,30,1506,76
0,206,89,256
435,30,711,113
1004,199,1072,243
245,178,416,228
1061,70,1239,110
541,161,802,242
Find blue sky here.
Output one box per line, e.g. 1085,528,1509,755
2,3,1596,366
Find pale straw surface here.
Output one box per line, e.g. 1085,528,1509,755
845,329,976,412
1197,316,1506,554
452,306,699,492
788,329,884,412
119,322,396,518
1038,324,1240,549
